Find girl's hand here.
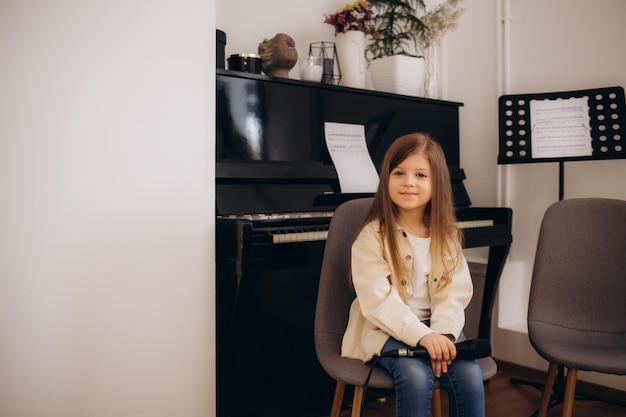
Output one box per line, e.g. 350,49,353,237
418,333,457,377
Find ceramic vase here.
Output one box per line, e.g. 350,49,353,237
335,30,366,89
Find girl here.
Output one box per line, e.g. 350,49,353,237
341,133,485,417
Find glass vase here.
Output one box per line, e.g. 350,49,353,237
423,41,441,99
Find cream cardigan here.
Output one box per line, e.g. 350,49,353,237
341,220,473,362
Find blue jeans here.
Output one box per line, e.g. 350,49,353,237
376,337,485,417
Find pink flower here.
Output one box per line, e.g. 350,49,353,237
324,0,381,38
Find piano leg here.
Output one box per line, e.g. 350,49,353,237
477,243,511,341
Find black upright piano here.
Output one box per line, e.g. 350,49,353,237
215,69,512,417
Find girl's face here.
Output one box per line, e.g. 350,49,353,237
388,151,432,217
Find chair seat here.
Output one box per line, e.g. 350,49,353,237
529,322,626,374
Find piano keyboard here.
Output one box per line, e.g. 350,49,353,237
270,219,495,244
272,230,328,244
456,219,494,229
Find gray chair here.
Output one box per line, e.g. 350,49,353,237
314,198,497,417
527,198,626,417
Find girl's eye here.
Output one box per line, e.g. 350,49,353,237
418,172,428,178
392,171,404,176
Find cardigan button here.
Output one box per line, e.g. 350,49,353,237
405,255,412,261
402,231,407,237
401,280,407,286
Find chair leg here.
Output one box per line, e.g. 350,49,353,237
347,384,443,417
431,387,442,417
561,368,577,417
330,381,346,417
352,385,365,417
537,362,558,417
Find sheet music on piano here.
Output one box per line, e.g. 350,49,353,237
323,122,380,193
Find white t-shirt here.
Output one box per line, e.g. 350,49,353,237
406,233,431,321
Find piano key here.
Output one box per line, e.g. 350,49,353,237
272,230,328,244
456,219,495,229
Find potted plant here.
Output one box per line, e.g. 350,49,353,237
366,0,427,60
366,0,464,97
364,0,426,95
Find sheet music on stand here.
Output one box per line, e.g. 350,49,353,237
498,86,625,164
497,86,626,199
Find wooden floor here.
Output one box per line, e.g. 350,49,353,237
330,367,626,417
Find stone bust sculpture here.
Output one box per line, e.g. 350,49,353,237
258,33,298,78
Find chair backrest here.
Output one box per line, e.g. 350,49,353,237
314,198,373,381
528,198,626,370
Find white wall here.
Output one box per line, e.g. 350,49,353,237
218,0,626,392
0,1,215,416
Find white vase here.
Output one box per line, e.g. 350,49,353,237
335,30,366,89
369,55,425,96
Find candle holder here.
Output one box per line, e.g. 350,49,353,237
309,42,341,85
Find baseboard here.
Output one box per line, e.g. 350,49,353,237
494,359,626,406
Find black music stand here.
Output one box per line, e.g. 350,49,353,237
498,86,626,200
498,86,626,415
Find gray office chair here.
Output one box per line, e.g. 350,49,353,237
314,198,497,417
527,198,626,417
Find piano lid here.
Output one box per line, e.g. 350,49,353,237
216,70,466,216
216,70,462,167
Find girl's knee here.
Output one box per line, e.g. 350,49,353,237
457,361,485,394
393,360,434,390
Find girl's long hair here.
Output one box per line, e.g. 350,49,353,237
360,132,462,299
